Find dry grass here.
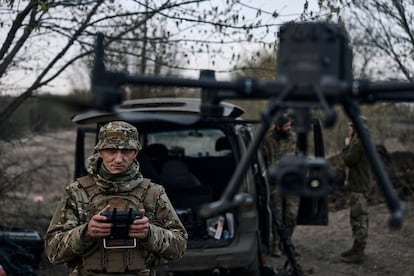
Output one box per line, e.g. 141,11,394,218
0,131,76,233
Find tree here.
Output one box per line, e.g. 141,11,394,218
225,48,275,120
319,0,414,80
0,0,314,127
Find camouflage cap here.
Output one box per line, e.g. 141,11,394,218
95,121,142,150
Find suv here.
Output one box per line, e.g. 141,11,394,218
72,97,272,275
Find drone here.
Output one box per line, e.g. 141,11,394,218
75,22,410,229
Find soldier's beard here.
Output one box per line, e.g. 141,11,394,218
276,129,290,139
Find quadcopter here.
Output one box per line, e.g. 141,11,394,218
69,22,409,229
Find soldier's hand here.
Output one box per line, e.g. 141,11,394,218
345,136,351,145
85,205,113,238
129,209,149,240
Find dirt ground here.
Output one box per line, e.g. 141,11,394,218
36,202,414,276
2,131,414,276
266,201,414,276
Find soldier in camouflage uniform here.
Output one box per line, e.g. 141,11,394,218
341,116,371,263
45,121,187,275
261,114,297,257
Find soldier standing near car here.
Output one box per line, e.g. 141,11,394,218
341,116,371,263
45,121,187,275
261,114,297,257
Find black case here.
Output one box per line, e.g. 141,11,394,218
0,227,44,266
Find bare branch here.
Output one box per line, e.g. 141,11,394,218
391,0,414,50
0,1,105,124
0,0,37,61
0,1,40,80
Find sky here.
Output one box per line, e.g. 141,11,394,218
0,0,321,96
182,0,322,79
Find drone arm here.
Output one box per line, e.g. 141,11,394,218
355,79,414,103
198,111,273,218
199,101,284,218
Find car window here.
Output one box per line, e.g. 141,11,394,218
147,128,229,157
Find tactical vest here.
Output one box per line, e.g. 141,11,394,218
71,174,158,275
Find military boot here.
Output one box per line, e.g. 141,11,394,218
340,248,365,263
340,247,355,258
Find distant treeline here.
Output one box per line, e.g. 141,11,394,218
1,94,414,156
0,95,76,140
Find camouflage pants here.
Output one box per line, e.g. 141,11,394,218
349,192,369,250
271,189,298,249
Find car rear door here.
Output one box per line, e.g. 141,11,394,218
296,118,329,225
238,124,272,250
74,127,97,179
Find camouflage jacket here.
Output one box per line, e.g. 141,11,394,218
261,129,296,187
342,136,371,194
261,129,297,168
45,154,187,275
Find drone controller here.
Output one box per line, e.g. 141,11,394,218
100,208,142,249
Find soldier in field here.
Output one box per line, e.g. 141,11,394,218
341,116,371,264
261,114,298,257
45,121,187,275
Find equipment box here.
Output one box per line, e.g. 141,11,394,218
0,227,44,266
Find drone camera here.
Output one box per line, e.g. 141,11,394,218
269,155,335,197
